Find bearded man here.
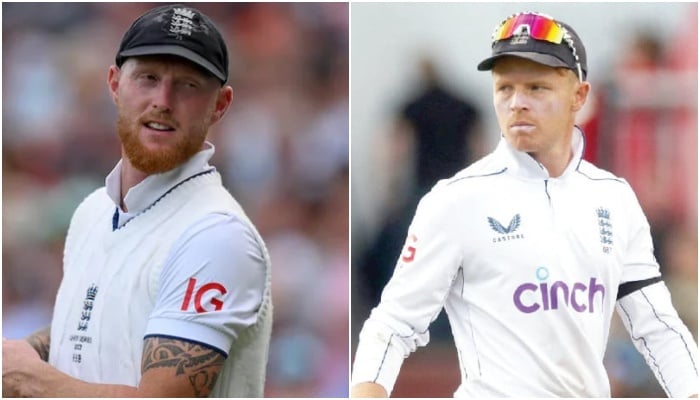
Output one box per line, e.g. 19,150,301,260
2,4,273,397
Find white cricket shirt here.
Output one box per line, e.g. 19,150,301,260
353,128,666,397
49,143,272,397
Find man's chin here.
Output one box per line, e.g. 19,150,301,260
505,136,537,153
131,162,178,175
126,150,183,175
118,125,207,175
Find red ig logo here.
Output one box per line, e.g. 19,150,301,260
400,234,418,263
180,278,228,313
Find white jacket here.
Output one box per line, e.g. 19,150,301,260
352,128,698,397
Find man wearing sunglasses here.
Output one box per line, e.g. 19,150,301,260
351,12,698,398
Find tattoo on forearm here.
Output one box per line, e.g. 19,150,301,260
141,337,225,397
26,326,51,361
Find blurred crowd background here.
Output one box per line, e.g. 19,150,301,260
2,2,348,397
352,3,697,398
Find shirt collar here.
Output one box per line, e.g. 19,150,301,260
105,141,216,213
496,126,585,180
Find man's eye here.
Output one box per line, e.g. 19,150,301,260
137,74,157,82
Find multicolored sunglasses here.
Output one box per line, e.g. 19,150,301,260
491,12,583,82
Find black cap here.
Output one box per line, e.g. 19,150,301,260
116,4,228,83
477,15,588,81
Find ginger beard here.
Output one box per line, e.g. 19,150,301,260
116,106,210,175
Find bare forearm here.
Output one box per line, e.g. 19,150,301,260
351,382,388,398
4,335,224,398
52,378,138,397
25,326,51,361
7,359,138,398
6,334,139,398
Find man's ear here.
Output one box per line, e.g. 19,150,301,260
107,65,121,105
572,80,591,112
210,85,233,125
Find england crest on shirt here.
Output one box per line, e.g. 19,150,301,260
596,207,613,253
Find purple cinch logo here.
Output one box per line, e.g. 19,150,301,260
513,267,605,313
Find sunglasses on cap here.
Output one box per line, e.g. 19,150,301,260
491,12,584,82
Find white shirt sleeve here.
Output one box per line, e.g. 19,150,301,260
352,188,463,395
144,213,266,357
620,183,661,283
616,281,699,397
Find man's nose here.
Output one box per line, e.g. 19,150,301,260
509,91,530,111
151,81,174,111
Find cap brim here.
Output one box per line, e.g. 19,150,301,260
118,45,226,82
477,52,570,71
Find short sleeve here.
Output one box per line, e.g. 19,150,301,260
144,213,266,356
